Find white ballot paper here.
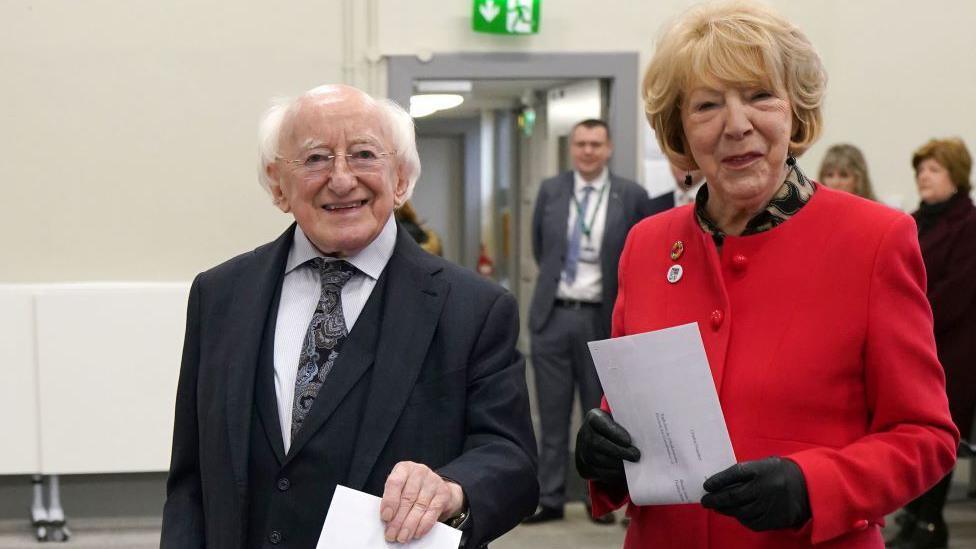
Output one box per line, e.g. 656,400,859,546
317,485,462,549
588,322,736,505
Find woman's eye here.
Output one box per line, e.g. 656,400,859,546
752,91,774,101
695,102,716,112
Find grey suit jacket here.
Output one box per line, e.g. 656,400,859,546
161,224,538,549
529,171,654,337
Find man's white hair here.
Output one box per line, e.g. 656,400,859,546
256,85,421,203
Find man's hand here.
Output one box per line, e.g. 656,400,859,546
575,409,641,484
381,461,465,543
700,457,811,531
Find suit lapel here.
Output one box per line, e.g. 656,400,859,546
601,175,625,256
346,231,448,489
552,173,575,256
225,224,295,492
255,279,287,465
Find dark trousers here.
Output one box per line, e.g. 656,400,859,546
530,303,604,509
906,471,954,523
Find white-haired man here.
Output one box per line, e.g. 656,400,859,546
161,85,538,549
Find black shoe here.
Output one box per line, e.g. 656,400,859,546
889,518,947,549
886,511,917,547
584,502,616,525
522,506,564,524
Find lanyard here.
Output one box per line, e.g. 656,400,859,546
572,182,608,239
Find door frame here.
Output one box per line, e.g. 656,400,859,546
387,52,640,180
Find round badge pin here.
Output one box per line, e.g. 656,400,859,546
670,240,685,261
667,264,683,284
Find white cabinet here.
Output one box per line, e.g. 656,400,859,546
0,289,41,474
0,283,189,475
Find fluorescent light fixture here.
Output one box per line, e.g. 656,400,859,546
409,94,464,118
415,80,473,93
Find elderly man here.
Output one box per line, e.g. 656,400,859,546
161,84,538,549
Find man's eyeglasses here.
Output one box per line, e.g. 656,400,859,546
278,148,395,175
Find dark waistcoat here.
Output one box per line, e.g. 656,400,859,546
245,271,387,549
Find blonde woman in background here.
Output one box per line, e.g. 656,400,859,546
818,143,877,200
395,201,443,256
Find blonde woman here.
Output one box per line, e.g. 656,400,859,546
574,2,958,547
818,143,877,200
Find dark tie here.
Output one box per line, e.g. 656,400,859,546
291,258,357,439
563,185,594,283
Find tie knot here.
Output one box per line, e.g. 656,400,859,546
311,258,357,291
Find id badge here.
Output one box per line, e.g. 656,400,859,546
578,244,599,264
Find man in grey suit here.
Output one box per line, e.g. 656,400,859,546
524,119,653,524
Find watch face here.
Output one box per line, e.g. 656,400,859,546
448,509,468,528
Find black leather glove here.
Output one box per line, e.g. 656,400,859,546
574,409,641,484
700,457,811,531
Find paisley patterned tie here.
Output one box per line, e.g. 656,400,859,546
290,258,357,439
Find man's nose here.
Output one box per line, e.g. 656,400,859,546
327,156,357,194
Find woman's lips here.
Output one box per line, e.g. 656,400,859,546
721,153,763,169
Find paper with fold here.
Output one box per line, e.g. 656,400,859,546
588,322,736,505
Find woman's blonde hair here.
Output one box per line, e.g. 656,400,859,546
643,0,827,170
912,137,972,194
818,144,877,201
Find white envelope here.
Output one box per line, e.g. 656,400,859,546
588,322,736,505
317,485,463,549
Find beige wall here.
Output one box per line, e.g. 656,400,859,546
0,1,351,282
3,0,975,281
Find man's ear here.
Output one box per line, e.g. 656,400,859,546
393,166,410,207
267,163,291,213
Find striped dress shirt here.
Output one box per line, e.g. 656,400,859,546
273,216,396,453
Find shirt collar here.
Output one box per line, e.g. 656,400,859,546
694,162,816,244
573,167,609,194
285,215,397,280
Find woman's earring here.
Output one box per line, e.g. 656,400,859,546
684,173,693,187
786,154,797,167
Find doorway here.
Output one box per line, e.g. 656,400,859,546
388,52,639,350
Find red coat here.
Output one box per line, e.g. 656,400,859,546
591,186,958,548
913,194,976,437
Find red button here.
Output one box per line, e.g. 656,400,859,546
852,519,868,531
731,254,748,272
710,310,724,330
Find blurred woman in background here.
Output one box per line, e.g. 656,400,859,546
887,137,976,549
818,143,877,200
395,201,443,256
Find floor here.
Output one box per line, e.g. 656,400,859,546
0,499,974,548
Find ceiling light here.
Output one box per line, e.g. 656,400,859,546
409,94,464,118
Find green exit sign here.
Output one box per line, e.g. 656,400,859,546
472,0,540,35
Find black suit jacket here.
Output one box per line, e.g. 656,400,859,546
161,224,538,549
647,190,676,215
528,171,654,337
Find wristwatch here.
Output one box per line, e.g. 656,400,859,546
446,507,469,529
